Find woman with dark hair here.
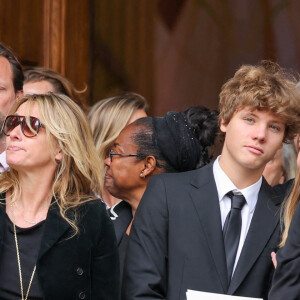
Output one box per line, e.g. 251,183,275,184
88,92,148,209
104,106,219,275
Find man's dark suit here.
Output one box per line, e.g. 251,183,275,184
122,163,284,300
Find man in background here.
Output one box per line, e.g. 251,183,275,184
0,43,24,171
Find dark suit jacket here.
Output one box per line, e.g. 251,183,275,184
268,200,300,299
0,197,120,300
110,200,132,279
122,163,284,300
110,200,132,246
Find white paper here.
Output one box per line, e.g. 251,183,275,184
186,289,262,300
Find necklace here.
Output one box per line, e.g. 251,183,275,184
11,204,36,300
23,218,37,225
14,199,51,226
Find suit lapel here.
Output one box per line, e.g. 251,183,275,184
228,179,281,294
38,200,70,259
189,164,228,293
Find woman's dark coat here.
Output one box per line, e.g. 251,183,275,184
0,198,120,300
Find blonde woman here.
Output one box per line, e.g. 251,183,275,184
88,92,148,210
0,94,119,299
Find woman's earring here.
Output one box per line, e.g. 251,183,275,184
140,172,145,179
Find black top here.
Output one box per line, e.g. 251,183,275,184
119,233,129,280
269,200,300,299
109,200,132,281
0,214,45,299
0,196,120,299
109,200,132,279
109,200,132,246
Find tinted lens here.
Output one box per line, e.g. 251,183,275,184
3,116,20,136
22,116,41,137
2,115,41,137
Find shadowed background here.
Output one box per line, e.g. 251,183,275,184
0,0,299,115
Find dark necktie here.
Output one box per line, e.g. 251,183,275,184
223,191,246,283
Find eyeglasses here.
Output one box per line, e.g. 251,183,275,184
2,115,44,138
109,150,145,161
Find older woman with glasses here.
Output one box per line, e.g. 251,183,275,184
0,94,120,300
104,106,219,277
88,92,148,210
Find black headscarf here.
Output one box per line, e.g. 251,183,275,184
152,111,203,172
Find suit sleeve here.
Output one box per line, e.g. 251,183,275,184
269,202,300,299
122,175,169,300
91,202,121,300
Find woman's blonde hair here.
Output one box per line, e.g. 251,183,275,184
279,171,300,247
280,135,300,247
279,84,300,247
88,92,148,195
0,93,102,235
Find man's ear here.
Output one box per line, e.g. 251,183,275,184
220,118,227,133
140,156,157,178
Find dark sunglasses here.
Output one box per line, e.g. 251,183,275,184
2,115,44,138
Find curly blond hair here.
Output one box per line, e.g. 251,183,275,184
219,61,300,142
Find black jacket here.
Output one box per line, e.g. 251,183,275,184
0,197,120,300
269,196,300,299
109,200,132,246
122,163,284,300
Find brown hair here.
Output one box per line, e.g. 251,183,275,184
24,67,87,112
219,61,300,141
0,43,23,92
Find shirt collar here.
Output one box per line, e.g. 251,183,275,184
0,151,9,172
213,156,262,213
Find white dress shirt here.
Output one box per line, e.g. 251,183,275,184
213,156,262,275
0,151,9,173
